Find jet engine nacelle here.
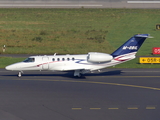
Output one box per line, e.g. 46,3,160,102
87,52,113,63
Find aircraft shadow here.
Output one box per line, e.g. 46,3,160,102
2,70,123,79
86,70,123,76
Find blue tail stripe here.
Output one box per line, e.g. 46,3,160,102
111,34,149,57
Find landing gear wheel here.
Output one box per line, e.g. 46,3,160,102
77,73,82,78
74,70,85,78
74,70,82,77
18,72,22,77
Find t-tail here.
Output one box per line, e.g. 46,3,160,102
111,34,150,63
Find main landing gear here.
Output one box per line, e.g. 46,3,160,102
74,70,82,77
74,70,86,77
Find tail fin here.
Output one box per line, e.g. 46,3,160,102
111,34,149,57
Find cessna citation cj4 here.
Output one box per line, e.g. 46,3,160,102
6,34,151,77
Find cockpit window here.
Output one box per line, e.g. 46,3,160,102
23,58,35,62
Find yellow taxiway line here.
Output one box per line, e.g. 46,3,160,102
21,77,160,91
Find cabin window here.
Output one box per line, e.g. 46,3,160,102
52,58,55,61
62,58,65,61
23,58,35,62
67,58,70,61
57,58,60,61
72,58,75,61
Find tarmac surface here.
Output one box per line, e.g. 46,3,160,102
0,68,160,120
0,0,160,8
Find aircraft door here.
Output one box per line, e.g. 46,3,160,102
42,57,49,70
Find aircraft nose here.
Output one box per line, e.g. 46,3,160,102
5,64,18,71
5,62,23,71
5,65,13,71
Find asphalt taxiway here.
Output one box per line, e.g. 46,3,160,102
0,68,160,120
0,0,160,8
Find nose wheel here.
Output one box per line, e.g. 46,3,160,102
18,71,22,77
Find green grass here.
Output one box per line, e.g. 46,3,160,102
0,8,160,55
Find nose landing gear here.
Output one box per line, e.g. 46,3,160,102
18,71,23,77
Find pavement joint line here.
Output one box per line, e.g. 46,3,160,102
19,78,160,91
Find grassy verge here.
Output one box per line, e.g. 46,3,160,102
0,8,160,55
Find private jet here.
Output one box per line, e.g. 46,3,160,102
5,34,150,77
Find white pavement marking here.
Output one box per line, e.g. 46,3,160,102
0,4,103,7
128,1,160,3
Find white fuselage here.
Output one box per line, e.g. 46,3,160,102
5,52,136,72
